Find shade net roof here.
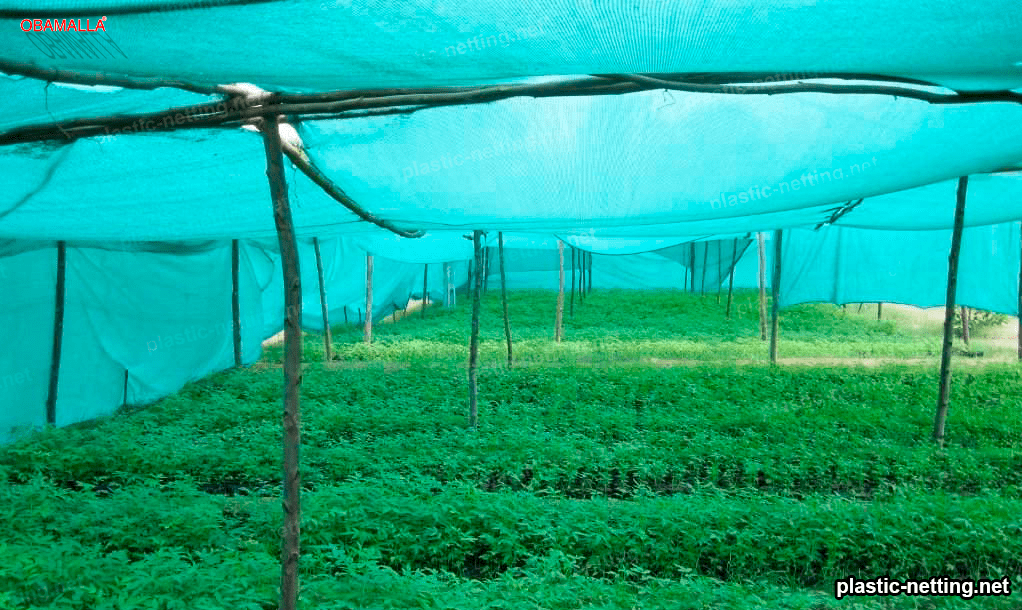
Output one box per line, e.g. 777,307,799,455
2,77,1022,241
1,1,1021,91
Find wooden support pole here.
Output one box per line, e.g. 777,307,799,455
422,263,429,318
726,238,737,319
769,230,783,364
578,248,585,305
933,176,969,445
498,232,513,368
482,244,490,295
468,230,483,429
364,254,373,344
757,233,768,341
313,237,332,361
960,305,969,345
555,240,565,342
877,302,883,321
442,262,450,307
570,246,576,317
46,240,66,426
701,241,709,297
716,240,723,304
690,242,696,292
232,239,243,367
587,252,593,292
260,118,302,610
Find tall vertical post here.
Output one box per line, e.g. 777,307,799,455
877,303,883,321
442,262,450,307
960,306,969,345
364,254,373,344
726,238,737,319
468,230,483,428
769,230,783,364
422,263,429,318
716,241,723,304
570,246,576,317
689,242,696,292
498,232,513,368
260,118,302,610
933,176,969,445
587,252,593,292
757,233,768,341
313,237,332,361
555,240,565,342
482,244,490,295
46,240,67,426
578,249,585,305
1018,224,1022,360
701,241,709,297
232,239,243,367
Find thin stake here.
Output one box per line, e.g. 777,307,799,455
364,254,373,344
123,369,129,408
769,230,783,364
498,232,513,368
933,176,969,445
555,240,565,341
578,248,585,305
468,230,483,429
570,246,576,317
587,252,593,292
877,302,883,321
716,240,723,304
260,118,302,610
45,240,66,426
726,238,737,319
757,233,768,341
690,242,697,292
232,239,242,367
313,237,332,361
422,263,429,318
482,244,490,295
701,241,709,297
1018,223,1022,360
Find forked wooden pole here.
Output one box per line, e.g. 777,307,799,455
232,239,243,366
498,232,513,368
45,240,67,426
769,230,783,364
757,233,768,341
933,176,969,445
555,240,565,342
468,230,483,428
260,118,302,610
364,254,373,344
313,237,332,361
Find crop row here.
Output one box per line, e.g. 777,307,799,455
4,478,1020,591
